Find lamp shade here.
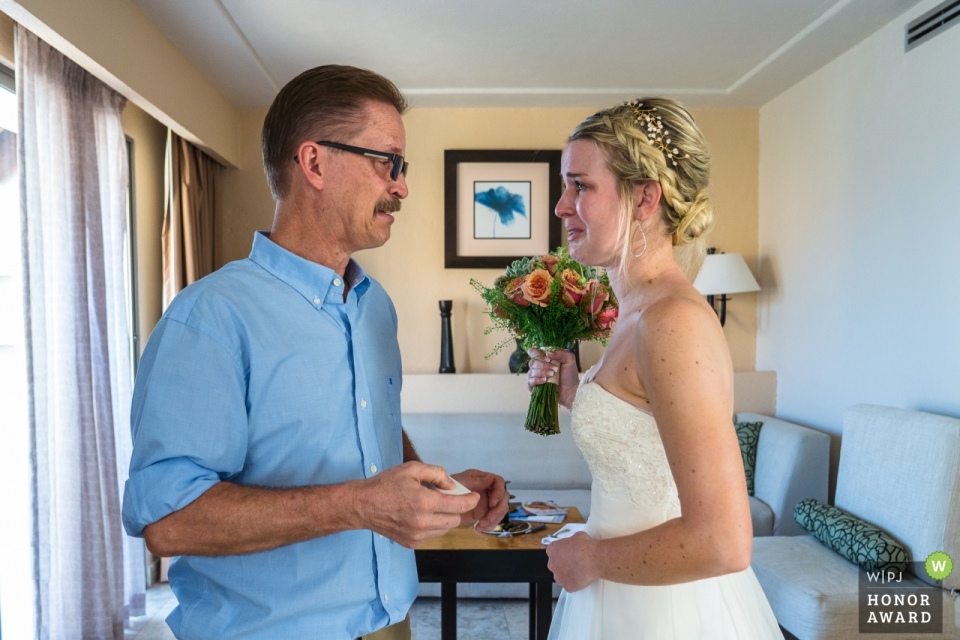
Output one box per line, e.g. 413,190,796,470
693,253,760,296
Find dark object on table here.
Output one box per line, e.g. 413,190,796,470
508,339,529,373
480,521,535,535
439,300,456,373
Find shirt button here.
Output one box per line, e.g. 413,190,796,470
370,464,377,473
384,593,389,602
360,400,367,408
313,297,320,304
333,278,342,287
379,534,384,539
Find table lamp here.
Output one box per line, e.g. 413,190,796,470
692,248,760,326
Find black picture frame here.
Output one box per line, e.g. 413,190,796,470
444,149,562,269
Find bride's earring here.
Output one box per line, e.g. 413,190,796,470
632,221,647,258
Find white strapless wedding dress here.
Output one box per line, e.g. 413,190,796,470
548,373,784,640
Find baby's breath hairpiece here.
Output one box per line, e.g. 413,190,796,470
623,99,689,167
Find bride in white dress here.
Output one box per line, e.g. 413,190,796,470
527,97,783,639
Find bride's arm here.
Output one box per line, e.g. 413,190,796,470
546,296,752,590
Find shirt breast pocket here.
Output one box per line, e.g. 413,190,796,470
385,376,403,461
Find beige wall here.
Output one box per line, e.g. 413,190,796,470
220,106,760,374
0,0,239,166
121,101,167,356
694,109,760,372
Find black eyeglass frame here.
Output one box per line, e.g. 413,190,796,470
294,141,408,181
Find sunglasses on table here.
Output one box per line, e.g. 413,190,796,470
294,141,409,181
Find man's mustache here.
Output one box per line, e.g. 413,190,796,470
376,198,402,214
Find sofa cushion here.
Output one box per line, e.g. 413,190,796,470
836,405,960,589
750,496,774,537
794,499,908,573
752,535,958,640
735,420,763,495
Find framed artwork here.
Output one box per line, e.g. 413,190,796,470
444,149,562,269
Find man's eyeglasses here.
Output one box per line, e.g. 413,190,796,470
294,141,409,181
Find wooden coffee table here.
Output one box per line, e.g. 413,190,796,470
415,507,585,640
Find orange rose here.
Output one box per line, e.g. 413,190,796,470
582,279,609,315
521,269,553,307
505,276,529,306
538,255,560,276
559,269,586,307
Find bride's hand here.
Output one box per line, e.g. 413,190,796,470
526,348,579,410
546,532,599,592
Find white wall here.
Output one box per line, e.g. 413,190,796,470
757,0,960,497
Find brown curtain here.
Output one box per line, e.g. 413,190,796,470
162,130,219,308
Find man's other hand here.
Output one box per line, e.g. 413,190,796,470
354,461,479,549
451,469,509,530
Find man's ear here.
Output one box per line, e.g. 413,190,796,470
632,180,662,223
294,142,325,192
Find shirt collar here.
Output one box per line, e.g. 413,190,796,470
248,231,369,308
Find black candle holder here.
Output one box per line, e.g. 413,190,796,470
439,300,456,373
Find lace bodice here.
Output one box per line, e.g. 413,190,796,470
570,380,681,513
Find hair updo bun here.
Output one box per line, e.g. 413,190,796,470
568,97,714,278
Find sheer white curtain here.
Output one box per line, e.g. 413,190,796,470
17,26,144,639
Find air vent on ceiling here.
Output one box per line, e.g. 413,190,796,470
906,0,960,51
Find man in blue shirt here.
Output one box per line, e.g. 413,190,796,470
122,66,509,640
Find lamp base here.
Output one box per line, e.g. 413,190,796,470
707,293,729,327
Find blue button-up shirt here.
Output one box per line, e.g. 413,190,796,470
122,232,416,639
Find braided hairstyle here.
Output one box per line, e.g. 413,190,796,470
568,97,713,280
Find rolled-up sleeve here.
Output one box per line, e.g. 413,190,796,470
122,317,248,537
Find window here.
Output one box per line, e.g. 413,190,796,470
0,62,36,640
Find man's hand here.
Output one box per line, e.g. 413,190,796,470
451,469,509,529
353,461,480,549
545,531,600,592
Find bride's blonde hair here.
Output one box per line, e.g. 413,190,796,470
568,97,714,281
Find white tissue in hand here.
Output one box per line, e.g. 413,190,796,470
542,523,588,545
424,478,471,495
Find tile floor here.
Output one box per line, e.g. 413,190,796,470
124,584,178,640
124,584,555,639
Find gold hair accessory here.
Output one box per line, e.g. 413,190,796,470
623,100,689,167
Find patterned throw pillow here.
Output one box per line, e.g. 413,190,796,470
734,420,763,496
794,499,908,573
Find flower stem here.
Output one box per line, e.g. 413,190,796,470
524,382,561,436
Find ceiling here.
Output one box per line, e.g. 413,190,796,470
133,0,921,110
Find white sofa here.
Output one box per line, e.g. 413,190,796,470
751,404,960,639
403,371,781,599
737,413,831,537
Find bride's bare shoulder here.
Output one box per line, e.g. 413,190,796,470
631,288,727,373
636,289,719,338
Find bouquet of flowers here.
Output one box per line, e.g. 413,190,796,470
471,247,619,436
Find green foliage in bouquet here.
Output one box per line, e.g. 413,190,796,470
470,246,619,435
